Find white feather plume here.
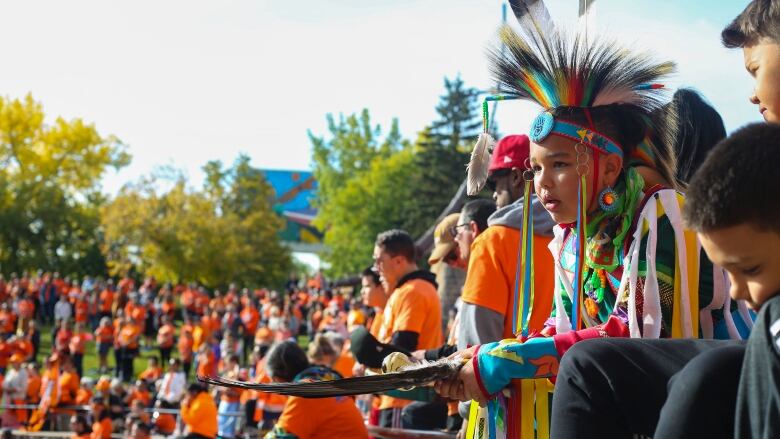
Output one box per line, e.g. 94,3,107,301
466,132,495,196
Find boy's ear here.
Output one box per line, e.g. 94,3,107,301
603,153,624,187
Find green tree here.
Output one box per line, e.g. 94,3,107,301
102,155,292,288
0,94,130,275
318,149,417,277
403,76,484,241
310,109,412,277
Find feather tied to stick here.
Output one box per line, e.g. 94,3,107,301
466,132,495,196
199,356,466,398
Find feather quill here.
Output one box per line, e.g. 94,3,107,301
466,132,495,196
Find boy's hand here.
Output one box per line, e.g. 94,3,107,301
433,345,487,405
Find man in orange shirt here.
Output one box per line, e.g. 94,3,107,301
57,358,80,407
371,229,442,428
457,135,556,345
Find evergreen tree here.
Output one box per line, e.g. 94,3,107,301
405,76,484,241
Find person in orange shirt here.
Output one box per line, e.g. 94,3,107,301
180,382,218,439
94,317,114,374
98,282,114,320
196,343,217,378
75,377,93,405
70,414,93,439
458,136,556,345
240,302,260,362
265,341,368,439
90,398,113,439
152,399,177,436
138,356,162,384
125,380,152,407
74,294,89,326
69,323,91,377
156,316,175,366
369,229,442,428
26,362,42,405
178,325,195,378
117,316,142,382
17,295,35,333
57,358,80,407
0,302,17,334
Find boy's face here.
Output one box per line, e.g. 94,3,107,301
743,40,780,123
698,223,780,310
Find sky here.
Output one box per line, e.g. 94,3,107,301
0,0,756,198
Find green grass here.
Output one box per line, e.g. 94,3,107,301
37,326,313,381
39,324,159,380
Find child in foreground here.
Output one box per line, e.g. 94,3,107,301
548,123,780,438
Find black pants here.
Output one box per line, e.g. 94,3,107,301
551,338,746,439
159,347,172,365
401,401,448,430
73,353,84,378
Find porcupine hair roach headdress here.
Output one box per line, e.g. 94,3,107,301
473,0,678,336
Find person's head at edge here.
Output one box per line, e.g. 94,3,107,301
266,341,310,383
683,123,780,311
486,134,531,209
722,0,780,123
360,267,386,309
373,229,418,291
454,199,497,262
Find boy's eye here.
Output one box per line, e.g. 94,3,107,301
531,165,542,174
741,265,761,276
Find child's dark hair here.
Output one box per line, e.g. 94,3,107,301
375,229,416,262
660,88,726,185
722,0,780,48
683,123,780,233
265,341,310,382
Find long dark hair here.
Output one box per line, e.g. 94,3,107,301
659,88,726,185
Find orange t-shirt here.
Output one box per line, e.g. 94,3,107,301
139,366,162,382
197,350,217,378
155,412,177,434
180,392,217,438
74,300,89,323
377,277,442,410
95,325,114,344
58,371,80,405
91,417,113,439
240,308,259,334
368,310,384,338
98,290,114,313
333,350,356,379
461,225,555,338
277,396,368,439
118,323,142,349
69,332,91,355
